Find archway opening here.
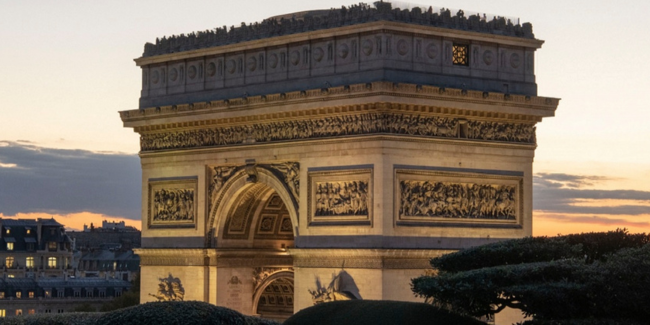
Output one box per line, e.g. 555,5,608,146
218,183,294,249
255,275,294,322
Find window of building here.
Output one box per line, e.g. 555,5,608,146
452,44,469,66
48,257,57,269
7,275,13,278
5,228,9,235
0,292,4,299
5,257,13,267
57,290,64,298
28,291,34,299
45,309,51,314
6,243,13,251
48,241,57,251
28,309,35,315
26,257,34,269
0,309,4,317
73,290,80,298
115,290,122,297
99,290,106,298
26,229,31,235
15,310,22,316
45,290,51,298
57,309,64,314
86,290,93,298
16,291,21,299
26,243,34,251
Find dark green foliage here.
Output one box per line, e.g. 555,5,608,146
94,301,279,325
0,313,102,325
283,300,486,325
100,289,140,312
100,273,140,312
412,229,650,323
430,229,650,272
73,303,97,313
521,319,646,325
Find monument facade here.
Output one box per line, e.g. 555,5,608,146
122,2,558,321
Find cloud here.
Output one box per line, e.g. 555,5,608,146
534,173,616,189
0,141,140,219
534,173,650,216
535,213,650,228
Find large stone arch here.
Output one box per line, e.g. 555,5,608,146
252,270,294,321
207,166,299,246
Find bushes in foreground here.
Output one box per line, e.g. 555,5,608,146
0,302,278,325
412,229,650,323
94,301,279,325
284,300,485,325
0,313,101,325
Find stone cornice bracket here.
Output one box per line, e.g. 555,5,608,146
245,159,258,183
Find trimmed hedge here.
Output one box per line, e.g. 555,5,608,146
94,301,279,325
284,300,485,325
0,313,101,325
413,238,650,323
430,229,650,272
521,319,646,325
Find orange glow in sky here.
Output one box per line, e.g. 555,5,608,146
0,212,140,232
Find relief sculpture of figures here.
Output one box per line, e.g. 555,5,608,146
315,181,368,216
140,113,535,152
210,166,239,200
399,180,516,220
467,120,536,143
149,273,185,301
153,188,195,222
269,162,300,200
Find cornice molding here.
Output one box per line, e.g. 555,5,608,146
121,82,558,128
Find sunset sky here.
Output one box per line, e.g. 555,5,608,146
1,0,649,236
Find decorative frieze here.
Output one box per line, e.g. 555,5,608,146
395,168,522,227
148,178,197,228
399,181,516,220
308,168,373,226
140,113,535,152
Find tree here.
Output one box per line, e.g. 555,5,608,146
101,273,141,312
411,229,650,324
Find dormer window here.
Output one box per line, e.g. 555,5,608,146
5,228,10,235
26,229,31,235
452,44,469,66
6,243,13,251
48,241,57,251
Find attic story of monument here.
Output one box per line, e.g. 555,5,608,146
121,1,558,322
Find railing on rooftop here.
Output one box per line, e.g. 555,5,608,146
142,1,533,58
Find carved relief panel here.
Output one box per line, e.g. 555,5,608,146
148,177,198,229
394,168,522,227
308,167,373,226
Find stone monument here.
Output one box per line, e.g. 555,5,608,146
122,2,558,322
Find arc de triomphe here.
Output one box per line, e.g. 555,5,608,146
123,3,558,321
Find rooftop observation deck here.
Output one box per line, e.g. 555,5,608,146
142,2,533,58
134,1,543,109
